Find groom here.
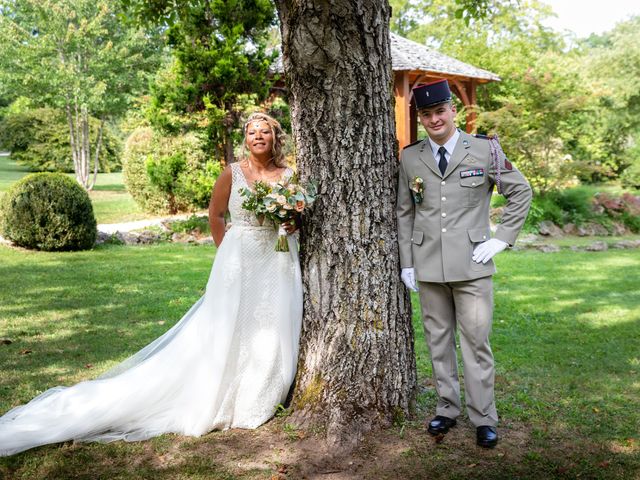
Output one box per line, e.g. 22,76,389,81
396,79,532,448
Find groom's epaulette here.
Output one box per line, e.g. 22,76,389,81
402,139,423,150
473,133,492,140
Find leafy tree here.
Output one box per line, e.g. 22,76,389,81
0,0,162,189
576,16,640,182
476,51,593,193
0,106,121,172
390,1,640,191
123,0,276,164
390,0,596,193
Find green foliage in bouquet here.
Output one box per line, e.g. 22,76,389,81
239,175,317,251
239,180,274,219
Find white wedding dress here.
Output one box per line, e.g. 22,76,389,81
0,163,303,456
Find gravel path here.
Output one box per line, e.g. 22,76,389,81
97,214,200,234
0,214,205,245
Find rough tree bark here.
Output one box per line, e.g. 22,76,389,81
274,0,416,447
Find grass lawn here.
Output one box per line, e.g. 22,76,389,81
0,153,30,192
0,154,149,224
0,244,638,479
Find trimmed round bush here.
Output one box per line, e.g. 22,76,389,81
122,127,170,214
1,173,97,251
123,127,222,215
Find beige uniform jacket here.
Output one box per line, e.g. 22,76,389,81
397,131,532,283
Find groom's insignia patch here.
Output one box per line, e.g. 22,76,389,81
460,169,484,178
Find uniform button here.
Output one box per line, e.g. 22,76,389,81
441,196,446,201
472,182,476,186
410,238,414,241
441,213,446,217
441,228,447,233
483,235,487,239
441,181,446,186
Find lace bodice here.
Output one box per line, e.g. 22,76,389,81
228,163,292,227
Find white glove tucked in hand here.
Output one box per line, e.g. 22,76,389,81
472,238,508,264
400,267,418,292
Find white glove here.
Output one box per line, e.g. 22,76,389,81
472,238,508,264
400,267,418,292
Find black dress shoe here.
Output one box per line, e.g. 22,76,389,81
427,415,457,435
476,426,498,448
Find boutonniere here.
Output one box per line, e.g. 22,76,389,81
410,176,424,204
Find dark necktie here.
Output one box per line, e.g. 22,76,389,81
438,146,447,175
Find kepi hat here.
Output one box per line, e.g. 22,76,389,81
412,79,452,110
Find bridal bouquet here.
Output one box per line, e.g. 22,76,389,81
239,175,316,252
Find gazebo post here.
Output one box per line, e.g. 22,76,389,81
394,71,412,150
410,97,417,146
450,80,479,134
467,79,478,133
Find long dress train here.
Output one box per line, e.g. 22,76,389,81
0,163,303,456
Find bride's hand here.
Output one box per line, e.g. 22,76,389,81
282,218,298,234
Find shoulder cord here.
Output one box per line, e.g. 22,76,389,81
488,134,503,195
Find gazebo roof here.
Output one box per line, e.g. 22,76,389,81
389,33,500,82
271,32,500,83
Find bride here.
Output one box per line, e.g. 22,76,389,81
0,112,303,456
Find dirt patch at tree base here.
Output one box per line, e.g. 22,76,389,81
1,416,637,479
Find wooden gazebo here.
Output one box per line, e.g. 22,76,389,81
271,32,500,151
390,33,500,149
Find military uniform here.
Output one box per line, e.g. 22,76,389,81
397,129,532,427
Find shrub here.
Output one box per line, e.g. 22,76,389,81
121,127,169,213
521,186,640,234
550,187,596,225
522,194,565,232
593,192,640,233
167,215,211,236
1,173,97,251
620,160,640,190
0,107,121,173
146,152,187,214
123,127,222,215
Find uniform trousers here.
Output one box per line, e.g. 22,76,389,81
418,275,498,427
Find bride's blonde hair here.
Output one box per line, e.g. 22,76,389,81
242,112,287,167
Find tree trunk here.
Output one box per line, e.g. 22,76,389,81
274,0,416,448
223,107,236,165
81,105,91,189
65,102,80,182
89,119,104,191
224,128,235,165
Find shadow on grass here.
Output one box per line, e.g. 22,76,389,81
490,250,640,440
408,249,640,477
0,247,638,479
0,244,215,406
91,183,127,192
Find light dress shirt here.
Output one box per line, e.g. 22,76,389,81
428,129,460,168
